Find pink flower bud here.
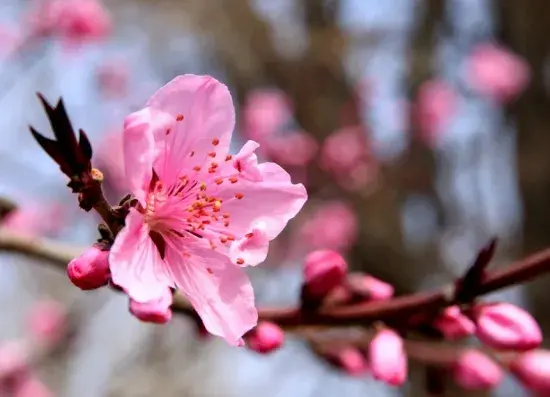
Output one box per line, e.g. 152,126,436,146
510,350,550,394
433,306,475,341
246,322,284,354
129,289,173,324
0,341,29,379
12,377,52,397
303,250,348,299
474,303,542,351
369,329,407,386
67,244,110,290
347,273,394,301
325,347,369,377
453,350,502,390
26,300,67,346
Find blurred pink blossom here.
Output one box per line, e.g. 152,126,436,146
453,350,502,390
1,202,64,238
466,43,530,103
12,377,52,397
474,302,542,351
0,341,28,379
303,250,347,300
433,306,475,341
368,329,407,386
299,201,358,253
326,347,369,377
67,244,110,290
266,130,318,167
416,79,457,145
109,75,307,345
346,273,394,302
26,300,67,346
246,321,284,354
321,126,369,172
96,58,129,99
0,24,22,57
510,349,550,394
129,288,173,324
95,129,127,192
242,89,291,143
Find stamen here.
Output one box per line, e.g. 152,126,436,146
235,193,244,200
208,151,216,158
212,138,220,146
236,258,245,265
225,154,233,161
176,114,184,121
229,177,238,184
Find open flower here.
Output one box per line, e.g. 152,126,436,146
109,75,307,345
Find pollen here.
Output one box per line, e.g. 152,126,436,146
207,267,214,274
210,162,218,168
236,258,245,265
245,232,254,238
225,154,233,161
208,151,216,158
166,128,171,135
213,201,222,212
215,178,223,185
235,193,244,200
199,182,207,191
227,235,235,241
222,213,230,218
193,166,201,172
229,177,238,184
220,237,228,243
176,114,184,121
190,151,195,157
212,138,220,146
224,221,230,227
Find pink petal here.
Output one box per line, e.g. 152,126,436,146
229,220,270,266
164,244,257,345
215,162,307,240
122,108,157,205
146,75,235,184
109,209,172,302
234,140,262,182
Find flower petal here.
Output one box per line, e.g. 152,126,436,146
123,108,161,204
229,220,270,266
109,208,172,302
215,162,307,240
234,140,262,182
164,243,257,345
146,75,235,184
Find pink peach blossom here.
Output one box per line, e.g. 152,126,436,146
466,43,530,103
321,126,370,172
416,79,457,145
510,349,550,394
326,347,369,377
433,306,476,341
1,202,64,238
474,302,542,351
266,130,318,167
242,89,291,143
368,329,407,386
129,288,173,324
453,350,502,390
67,244,110,290
298,201,358,253
109,75,307,345
246,321,284,354
96,58,129,99
26,300,67,346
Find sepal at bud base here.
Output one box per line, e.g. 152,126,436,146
474,302,542,351
26,300,67,346
453,350,502,391
368,329,407,386
67,243,110,290
510,350,550,394
302,250,347,307
129,288,173,324
245,321,284,354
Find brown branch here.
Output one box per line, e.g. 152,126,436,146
2,228,550,328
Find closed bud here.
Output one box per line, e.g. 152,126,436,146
26,300,67,346
510,350,550,394
67,244,110,290
453,350,502,390
324,347,369,377
246,322,284,354
369,329,407,386
474,303,542,351
303,250,347,300
433,306,475,341
347,273,394,301
129,289,173,324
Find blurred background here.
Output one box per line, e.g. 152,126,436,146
0,0,549,396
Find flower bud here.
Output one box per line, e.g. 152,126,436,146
474,303,542,351
347,273,394,301
67,244,110,290
453,350,502,390
13,377,52,397
246,322,284,354
433,306,475,341
325,347,369,377
26,300,67,346
303,250,347,300
510,350,550,394
368,329,407,386
129,289,173,324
